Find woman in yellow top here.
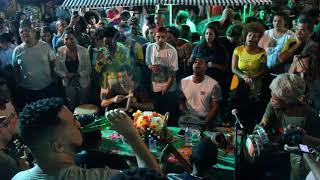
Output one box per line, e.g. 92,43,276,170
231,22,267,133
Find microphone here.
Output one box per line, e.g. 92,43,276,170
231,109,244,129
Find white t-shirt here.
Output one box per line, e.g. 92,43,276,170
145,42,178,92
12,165,120,180
180,75,222,118
12,40,56,90
12,165,55,180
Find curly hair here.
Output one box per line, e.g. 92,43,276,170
242,22,265,40
18,97,64,147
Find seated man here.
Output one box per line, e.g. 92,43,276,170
166,137,218,180
179,58,222,130
259,73,320,180
101,65,154,112
13,98,160,179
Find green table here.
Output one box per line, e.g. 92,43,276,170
100,127,235,171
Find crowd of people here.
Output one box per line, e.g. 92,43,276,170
1,4,320,180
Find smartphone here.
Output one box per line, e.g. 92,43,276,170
299,144,310,153
177,129,186,136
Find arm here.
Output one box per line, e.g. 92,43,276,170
11,48,21,83
231,53,245,79
303,153,320,180
48,45,56,78
105,110,161,172
162,76,174,95
100,87,125,108
279,40,302,64
259,116,271,128
78,47,92,78
251,55,267,80
289,59,298,73
206,100,219,130
54,48,67,78
178,91,187,113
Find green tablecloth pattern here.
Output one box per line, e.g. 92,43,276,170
100,127,235,171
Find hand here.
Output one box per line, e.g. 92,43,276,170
284,144,300,154
161,89,168,95
18,156,30,170
243,76,253,86
150,64,160,73
268,39,276,47
105,109,138,139
113,95,126,103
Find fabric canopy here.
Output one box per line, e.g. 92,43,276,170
61,0,272,9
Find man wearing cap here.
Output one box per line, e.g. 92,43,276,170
179,58,222,130
145,26,178,119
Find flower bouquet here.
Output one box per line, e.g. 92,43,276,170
133,110,172,143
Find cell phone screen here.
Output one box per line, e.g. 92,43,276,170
299,144,310,153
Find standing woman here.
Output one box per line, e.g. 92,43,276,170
55,28,91,110
188,24,227,89
258,12,295,73
231,22,267,133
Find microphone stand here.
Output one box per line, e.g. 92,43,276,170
233,114,244,180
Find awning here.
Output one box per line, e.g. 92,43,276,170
61,0,158,9
61,0,272,9
162,0,272,6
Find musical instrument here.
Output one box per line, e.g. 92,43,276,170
74,104,99,126
243,125,273,163
5,138,34,168
153,113,193,173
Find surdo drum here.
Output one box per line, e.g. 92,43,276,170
74,104,99,126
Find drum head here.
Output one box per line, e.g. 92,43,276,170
243,136,258,163
74,104,99,115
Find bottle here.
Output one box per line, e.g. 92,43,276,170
149,136,157,152
185,127,192,146
79,110,112,133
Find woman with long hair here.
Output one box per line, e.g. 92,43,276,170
188,23,227,88
55,28,91,110
231,22,267,133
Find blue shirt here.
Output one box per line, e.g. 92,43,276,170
0,44,15,66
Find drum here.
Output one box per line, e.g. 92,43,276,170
74,104,99,126
243,125,271,163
